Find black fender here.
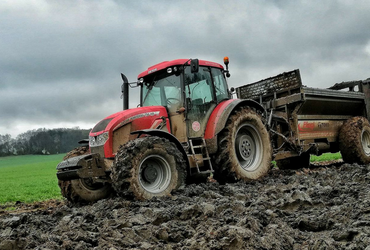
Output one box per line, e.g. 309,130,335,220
131,129,190,171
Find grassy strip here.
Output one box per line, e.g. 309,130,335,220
310,152,342,162
271,152,342,168
0,154,64,204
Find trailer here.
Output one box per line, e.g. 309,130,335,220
236,69,370,168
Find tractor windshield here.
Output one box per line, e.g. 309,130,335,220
141,71,182,111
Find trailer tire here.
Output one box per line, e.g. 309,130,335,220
214,107,272,182
339,116,370,164
58,146,113,203
275,153,310,170
111,136,186,200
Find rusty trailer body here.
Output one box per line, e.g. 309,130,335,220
236,69,370,167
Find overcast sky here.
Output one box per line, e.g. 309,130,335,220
1,0,370,137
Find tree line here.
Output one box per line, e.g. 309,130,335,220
0,128,90,157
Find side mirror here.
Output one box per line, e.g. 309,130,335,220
190,59,199,73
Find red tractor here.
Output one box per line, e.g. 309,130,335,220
56,58,272,202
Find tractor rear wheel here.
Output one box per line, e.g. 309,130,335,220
339,116,370,164
58,146,113,203
215,107,272,182
111,136,186,200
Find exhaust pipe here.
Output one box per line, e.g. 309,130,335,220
121,73,129,110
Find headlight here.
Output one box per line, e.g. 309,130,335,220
89,132,109,147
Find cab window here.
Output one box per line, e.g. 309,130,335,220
211,68,229,102
142,72,182,110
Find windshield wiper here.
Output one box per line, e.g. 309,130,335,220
142,76,157,105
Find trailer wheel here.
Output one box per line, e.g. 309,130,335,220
111,136,186,200
58,146,113,203
215,107,272,182
275,153,310,170
339,116,370,164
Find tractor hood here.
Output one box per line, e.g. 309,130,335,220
89,106,169,158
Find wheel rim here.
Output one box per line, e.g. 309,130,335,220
79,178,105,191
139,155,171,194
361,129,370,156
235,123,263,171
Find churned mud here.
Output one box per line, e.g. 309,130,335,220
2,162,370,249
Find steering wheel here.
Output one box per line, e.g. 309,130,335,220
166,98,181,105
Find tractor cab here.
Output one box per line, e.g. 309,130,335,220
137,59,231,141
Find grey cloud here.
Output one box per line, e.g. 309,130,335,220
1,0,370,137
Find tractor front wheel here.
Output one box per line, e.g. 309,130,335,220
58,178,112,203
111,136,186,200
57,146,113,203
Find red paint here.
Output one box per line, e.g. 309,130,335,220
137,59,224,79
204,99,235,139
89,106,169,158
298,121,315,132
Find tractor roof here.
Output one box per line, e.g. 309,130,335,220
137,59,224,79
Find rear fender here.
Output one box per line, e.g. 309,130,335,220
131,129,190,171
204,99,266,154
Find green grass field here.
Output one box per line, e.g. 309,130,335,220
0,154,64,204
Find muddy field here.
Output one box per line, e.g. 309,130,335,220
1,161,370,250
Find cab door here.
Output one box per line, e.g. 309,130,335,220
185,66,217,138
161,75,187,143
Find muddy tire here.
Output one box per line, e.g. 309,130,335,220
58,146,113,203
276,153,310,170
339,116,370,164
214,107,272,182
111,136,186,200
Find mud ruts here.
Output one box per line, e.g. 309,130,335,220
1,163,370,249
